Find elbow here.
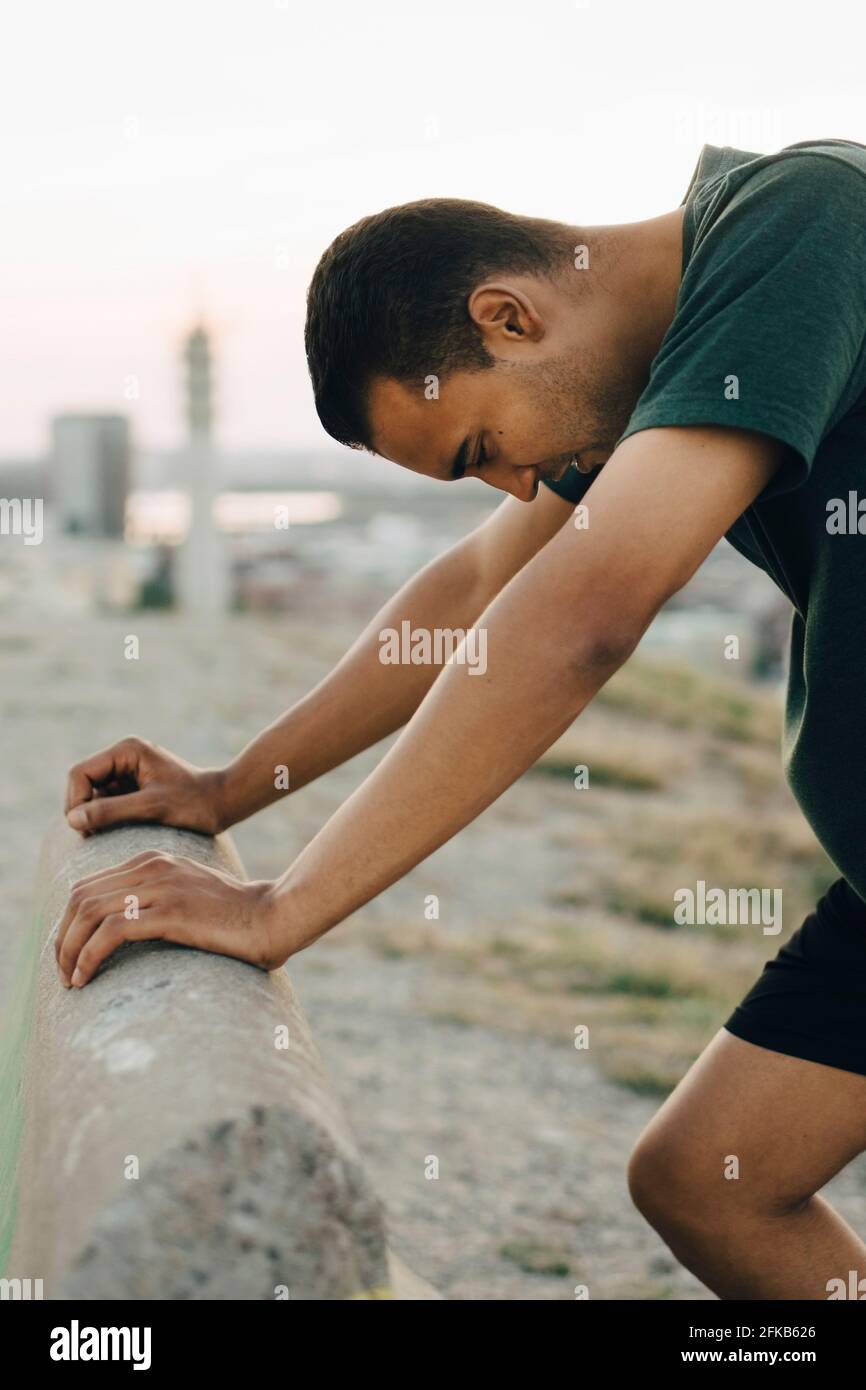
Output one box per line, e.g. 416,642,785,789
566,623,642,678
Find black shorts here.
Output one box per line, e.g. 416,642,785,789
724,877,866,1077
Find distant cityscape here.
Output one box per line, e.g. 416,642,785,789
0,322,791,684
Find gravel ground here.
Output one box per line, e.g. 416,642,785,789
3,608,866,1300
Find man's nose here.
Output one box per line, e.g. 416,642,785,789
484,463,538,503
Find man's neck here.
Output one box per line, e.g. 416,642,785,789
615,207,685,370
567,207,684,379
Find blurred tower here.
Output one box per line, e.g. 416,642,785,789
176,324,229,614
51,414,131,537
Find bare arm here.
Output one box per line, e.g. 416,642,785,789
56,426,788,986
261,426,787,956
214,485,575,825
64,485,573,835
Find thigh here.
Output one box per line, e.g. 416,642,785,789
635,1027,866,1213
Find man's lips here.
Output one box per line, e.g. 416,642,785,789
538,455,577,483
529,452,607,494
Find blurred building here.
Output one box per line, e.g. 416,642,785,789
51,414,130,537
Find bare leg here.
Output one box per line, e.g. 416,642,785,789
628,1029,866,1299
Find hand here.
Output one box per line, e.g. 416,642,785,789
65,736,228,837
55,850,285,988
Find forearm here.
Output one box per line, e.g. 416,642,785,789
267,579,631,955
216,539,492,827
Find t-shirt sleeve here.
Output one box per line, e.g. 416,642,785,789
616,153,866,499
542,463,596,505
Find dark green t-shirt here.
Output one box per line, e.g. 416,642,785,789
545,139,866,902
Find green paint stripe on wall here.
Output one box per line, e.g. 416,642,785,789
0,916,43,1275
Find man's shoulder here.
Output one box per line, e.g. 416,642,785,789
700,140,866,223
771,138,866,182
685,139,866,272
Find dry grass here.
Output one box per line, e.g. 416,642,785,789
593,653,782,745
363,653,836,1098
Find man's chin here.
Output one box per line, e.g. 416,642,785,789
574,449,611,475
542,458,575,483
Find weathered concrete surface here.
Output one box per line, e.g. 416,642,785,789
7,817,438,1299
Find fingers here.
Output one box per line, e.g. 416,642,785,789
56,852,209,986
68,910,164,988
66,788,164,835
61,849,166,893
54,853,277,989
55,852,168,973
65,736,151,823
56,891,151,986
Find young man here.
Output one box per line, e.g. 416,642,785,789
59,139,866,1300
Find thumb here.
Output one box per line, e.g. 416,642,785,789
67,789,159,834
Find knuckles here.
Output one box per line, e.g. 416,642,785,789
104,914,128,943
127,851,168,867
120,735,150,754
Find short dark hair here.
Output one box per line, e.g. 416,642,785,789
304,198,571,451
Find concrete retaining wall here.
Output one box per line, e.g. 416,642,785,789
4,817,435,1299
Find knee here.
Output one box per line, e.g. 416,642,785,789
628,1124,812,1245
627,1127,715,1242
627,1131,672,1224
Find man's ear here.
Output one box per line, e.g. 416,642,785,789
467,282,545,350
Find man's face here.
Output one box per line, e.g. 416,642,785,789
366,277,643,502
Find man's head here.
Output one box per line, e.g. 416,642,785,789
304,197,663,501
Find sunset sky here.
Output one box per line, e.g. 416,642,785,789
3,0,863,456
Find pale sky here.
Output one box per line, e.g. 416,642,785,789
2,0,864,456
